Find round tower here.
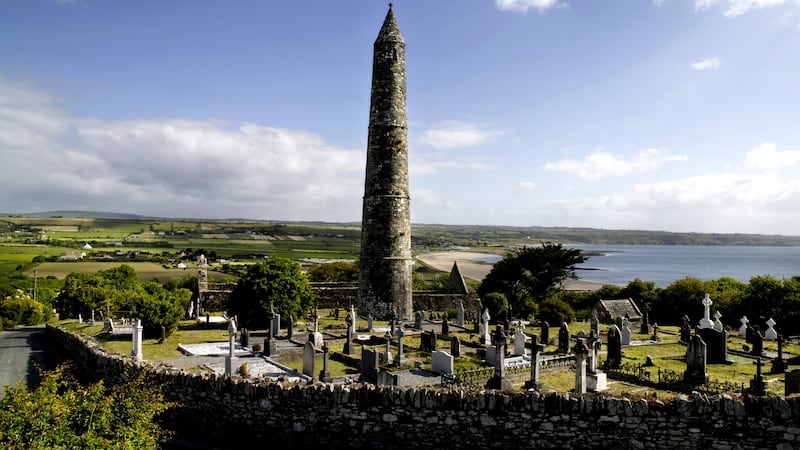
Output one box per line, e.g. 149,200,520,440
358,5,413,321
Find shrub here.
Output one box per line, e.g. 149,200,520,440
538,296,575,325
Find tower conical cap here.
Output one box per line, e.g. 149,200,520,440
375,4,404,44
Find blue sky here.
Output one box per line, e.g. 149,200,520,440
1,0,799,235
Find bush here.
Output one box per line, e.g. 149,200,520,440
538,296,575,325
481,292,509,320
0,290,49,326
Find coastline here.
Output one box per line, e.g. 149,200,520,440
415,251,607,292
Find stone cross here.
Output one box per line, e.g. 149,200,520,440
394,326,405,365
525,334,546,390
227,319,237,358
481,308,491,345
749,358,768,396
772,334,787,374
713,311,723,333
343,314,354,355
486,326,512,390
739,316,749,337
590,310,600,337
441,314,450,336
514,322,527,356
383,330,393,363
320,342,333,382
640,304,651,334
698,293,714,329
574,338,590,394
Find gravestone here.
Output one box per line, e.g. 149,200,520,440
771,334,787,374
486,326,512,390
749,326,764,357
240,328,249,348
457,301,465,327
587,333,607,391
333,307,340,320
574,338,590,394
474,307,481,333
540,321,550,346
431,350,454,375
640,304,651,334
651,323,659,341
684,334,708,385
303,341,316,380
620,317,631,346
421,330,437,352
785,369,800,396
525,335,546,390
263,333,277,357
450,337,461,358
361,347,379,382
319,342,333,383
590,310,600,337
414,311,424,329
271,314,281,337
698,293,714,329
343,314,354,355
131,319,143,362
381,330,393,364
309,311,324,349
748,358,767,396
606,325,622,369
514,324,527,356
697,327,729,364
481,309,491,345
558,322,570,353
225,319,237,376
367,315,374,332
394,327,406,365
287,315,294,339
712,311,723,333
78,313,82,323
441,314,450,336
680,315,691,344
739,316,749,337
765,318,778,341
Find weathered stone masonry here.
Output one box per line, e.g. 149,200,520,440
47,325,800,449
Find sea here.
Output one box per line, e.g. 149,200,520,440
475,245,800,288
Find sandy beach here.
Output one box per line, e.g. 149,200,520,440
415,251,606,292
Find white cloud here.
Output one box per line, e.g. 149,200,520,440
693,0,788,16
0,78,365,221
495,0,564,13
410,153,496,176
513,181,536,194
744,142,800,169
653,0,667,6
543,148,688,181
690,57,721,71
417,120,503,150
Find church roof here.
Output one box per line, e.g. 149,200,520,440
596,298,643,321
445,261,470,294
375,4,404,44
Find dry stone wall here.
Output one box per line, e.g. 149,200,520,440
46,325,800,449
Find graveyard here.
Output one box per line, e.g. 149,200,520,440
62,298,800,399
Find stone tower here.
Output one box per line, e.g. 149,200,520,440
358,5,413,321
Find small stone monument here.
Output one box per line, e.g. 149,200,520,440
680,315,691,344
343,314,354,355
431,350,454,375
574,337,590,394
525,334,546,390
287,315,294,339
640,304,651,335
558,322,570,353
739,316,749,337
590,310,600,337
361,347,378,382
587,333,606,391
620,317,631,346
514,323,527,357
684,334,708,385
78,313,82,323
225,319,238,375
441,314,450,336
394,326,406,365
698,293,714,329
457,300,465,327
749,326,764,357
131,319,144,362
540,321,550,346
765,318,778,341
271,314,281,338
697,326,729,364
486,326,512,390
712,311,724,333
302,340,316,381
381,330,393,364
263,332,277,357
450,337,461,357
771,334,787,374
367,315,374,332
240,327,250,348
309,310,324,350
414,310,423,329
606,325,622,369
319,342,333,382
481,308,491,345
748,358,768,396
420,330,437,352
785,369,800,396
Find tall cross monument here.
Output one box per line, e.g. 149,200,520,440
358,4,413,321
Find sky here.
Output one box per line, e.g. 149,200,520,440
1,0,799,235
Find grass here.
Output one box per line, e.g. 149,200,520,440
26,262,228,281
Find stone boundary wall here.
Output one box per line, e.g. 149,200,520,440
46,325,800,449
311,283,480,314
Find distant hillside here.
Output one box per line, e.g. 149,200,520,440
2,210,799,246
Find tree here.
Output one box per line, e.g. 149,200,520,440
0,365,172,449
477,242,586,317
228,257,315,329
538,295,575,325
307,261,358,282
653,277,709,325
481,292,509,319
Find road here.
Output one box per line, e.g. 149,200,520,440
0,325,50,398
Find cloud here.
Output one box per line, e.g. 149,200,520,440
690,57,721,71
0,78,365,221
417,121,503,150
744,142,800,169
543,148,688,181
693,0,788,16
495,0,564,13
410,153,496,176
513,181,536,194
